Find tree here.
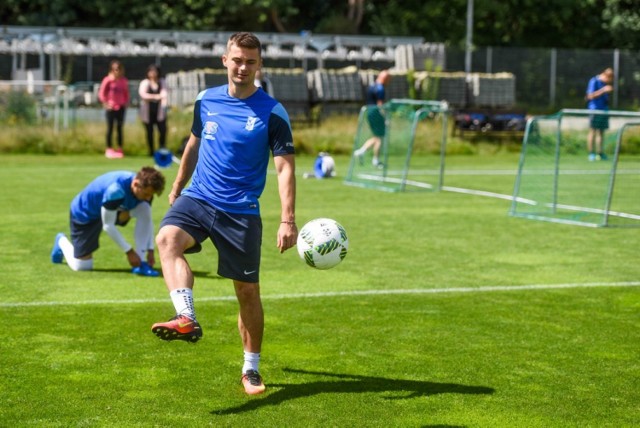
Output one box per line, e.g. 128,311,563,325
363,0,613,49
602,0,640,49
0,0,631,50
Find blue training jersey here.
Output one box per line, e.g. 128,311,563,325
70,171,142,223
366,82,385,105
184,85,294,215
586,76,609,110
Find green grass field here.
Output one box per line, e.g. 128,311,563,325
1,153,638,427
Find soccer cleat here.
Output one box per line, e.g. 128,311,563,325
241,370,266,395
151,315,202,342
51,232,65,263
588,153,597,162
132,262,160,277
598,152,608,161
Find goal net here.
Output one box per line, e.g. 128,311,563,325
510,109,640,227
345,99,449,192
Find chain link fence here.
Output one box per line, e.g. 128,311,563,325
445,46,640,111
2,43,639,114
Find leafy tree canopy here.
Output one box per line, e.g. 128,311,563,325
0,0,637,49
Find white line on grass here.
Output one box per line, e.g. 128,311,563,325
381,169,640,177
2,281,639,308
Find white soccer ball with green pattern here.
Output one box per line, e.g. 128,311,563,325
297,218,348,270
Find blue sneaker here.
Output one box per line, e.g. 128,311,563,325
51,233,64,263
132,262,160,277
588,153,597,162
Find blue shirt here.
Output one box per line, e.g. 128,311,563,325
366,82,386,105
586,76,609,111
70,171,142,223
185,85,294,215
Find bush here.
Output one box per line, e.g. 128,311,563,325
0,91,37,125
622,132,640,154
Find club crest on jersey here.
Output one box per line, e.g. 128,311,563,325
245,116,257,131
204,121,218,140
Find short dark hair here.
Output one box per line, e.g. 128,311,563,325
147,64,162,77
227,32,262,57
136,167,165,196
109,59,123,73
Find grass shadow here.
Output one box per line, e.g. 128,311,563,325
212,368,495,415
90,268,216,279
90,268,135,274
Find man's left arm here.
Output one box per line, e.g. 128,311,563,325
274,154,297,253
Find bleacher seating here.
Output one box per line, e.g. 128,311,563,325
266,68,313,125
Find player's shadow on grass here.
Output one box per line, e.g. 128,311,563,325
91,268,217,279
211,368,495,415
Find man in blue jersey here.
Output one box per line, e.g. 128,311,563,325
150,32,297,395
586,67,614,161
50,167,166,275
354,70,391,167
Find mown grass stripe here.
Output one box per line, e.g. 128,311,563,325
2,281,638,308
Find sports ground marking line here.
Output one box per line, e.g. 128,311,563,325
378,168,640,176
2,281,639,308
355,174,640,221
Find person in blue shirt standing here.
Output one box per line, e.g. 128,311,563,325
354,70,391,167
50,167,165,275
150,32,297,396
585,67,614,161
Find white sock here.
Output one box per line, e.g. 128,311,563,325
354,148,365,156
170,288,196,320
242,351,260,374
58,234,93,271
372,157,379,165
130,202,154,260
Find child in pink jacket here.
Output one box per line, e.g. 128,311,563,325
98,60,130,158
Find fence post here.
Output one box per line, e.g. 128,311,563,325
549,48,557,107
613,48,619,108
465,0,474,75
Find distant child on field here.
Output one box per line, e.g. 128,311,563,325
303,152,336,179
354,70,391,168
585,67,613,161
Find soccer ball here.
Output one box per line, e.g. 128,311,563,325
297,218,348,269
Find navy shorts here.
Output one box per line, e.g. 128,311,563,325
70,215,103,259
590,113,609,130
160,195,263,283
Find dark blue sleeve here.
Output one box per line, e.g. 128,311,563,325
103,198,124,210
191,99,203,137
102,182,126,210
268,103,295,156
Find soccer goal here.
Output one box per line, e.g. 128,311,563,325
345,99,449,192
510,109,640,227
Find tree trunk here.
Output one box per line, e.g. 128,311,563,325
347,0,365,32
270,8,288,33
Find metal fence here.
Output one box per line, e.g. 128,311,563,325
445,46,640,111
1,25,639,112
